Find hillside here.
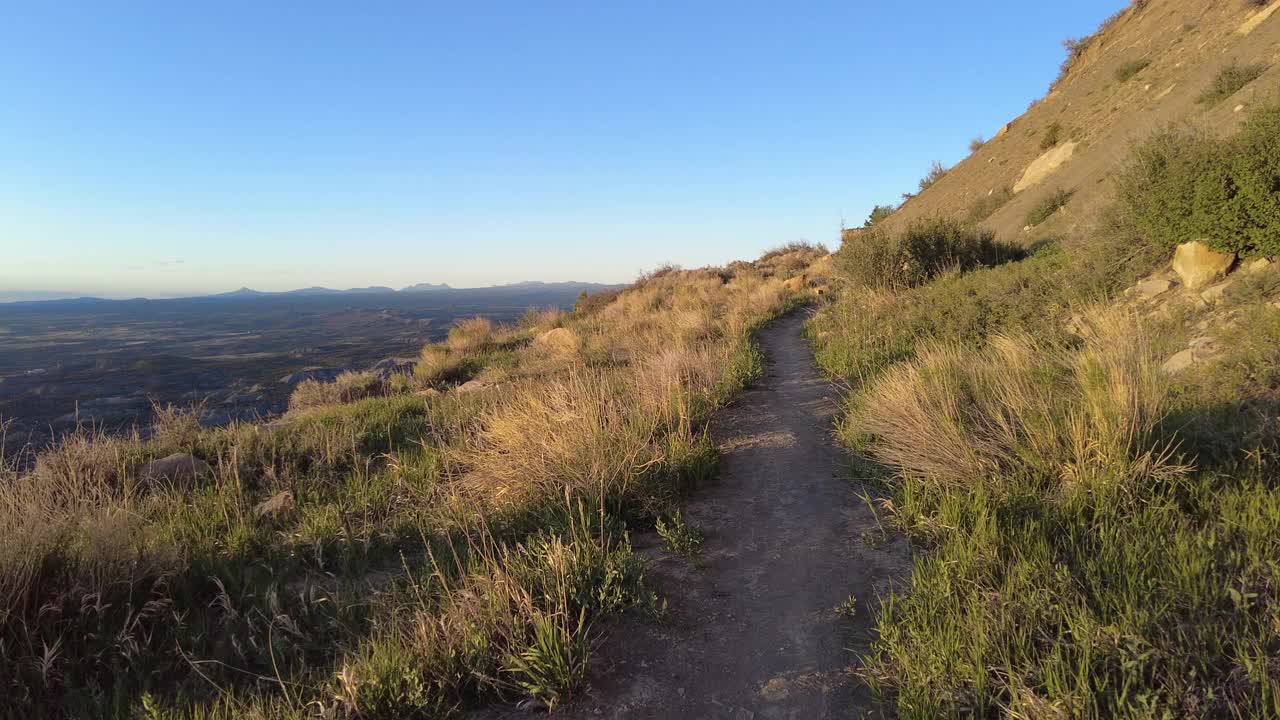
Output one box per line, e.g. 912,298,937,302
870,0,1279,246
810,0,1280,716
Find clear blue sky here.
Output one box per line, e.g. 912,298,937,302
1,0,1126,298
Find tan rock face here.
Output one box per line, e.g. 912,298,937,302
1172,241,1236,290
139,453,212,488
1013,142,1077,193
1245,257,1273,274
1134,276,1174,299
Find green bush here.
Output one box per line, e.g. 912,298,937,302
1040,121,1064,151
1197,62,1267,105
1023,188,1074,227
1114,58,1149,82
835,217,1023,291
862,204,896,228
1115,103,1280,256
966,186,1014,223
917,161,948,193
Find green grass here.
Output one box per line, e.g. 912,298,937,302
1,256,816,718
811,197,1280,715
966,186,1014,223
1023,188,1074,227
1197,62,1267,106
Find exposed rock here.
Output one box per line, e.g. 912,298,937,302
139,453,212,487
1173,241,1236,290
370,358,415,380
1238,1,1280,36
254,490,295,520
533,327,578,354
1134,276,1174,299
455,379,497,394
1245,257,1273,274
1162,349,1198,374
415,388,442,399
1013,142,1077,193
1199,280,1233,305
994,121,1012,139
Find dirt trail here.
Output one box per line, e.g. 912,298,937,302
496,311,910,719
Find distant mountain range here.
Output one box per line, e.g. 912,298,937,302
0,281,619,306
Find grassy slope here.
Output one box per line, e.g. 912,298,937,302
0,248,826,718
813,1,1280,716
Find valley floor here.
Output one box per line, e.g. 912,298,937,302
486,311,910,719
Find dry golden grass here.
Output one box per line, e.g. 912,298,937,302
446,316,496,352
855,308,1180,492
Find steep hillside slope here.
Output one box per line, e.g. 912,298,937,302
875,0,1279,244
812,1,1280,716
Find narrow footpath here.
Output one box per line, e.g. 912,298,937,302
494,310,910,719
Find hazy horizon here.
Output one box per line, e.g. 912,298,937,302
4,1,1127,297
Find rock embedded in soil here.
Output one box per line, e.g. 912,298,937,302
1172,241,1235,290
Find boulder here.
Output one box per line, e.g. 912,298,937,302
1245,257,1273,274
415,388,442,399
533,327,577,354
1172,241,1235,290
455,379,497,394
1013,142,1077,193
1134,276,1173,299
1199,280,1233,305
254,490,295,520
994,121,1012,139
371,358,415,379
139,453,212,488
1161,349,1197,375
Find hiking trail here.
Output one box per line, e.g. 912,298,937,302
489,310,910,719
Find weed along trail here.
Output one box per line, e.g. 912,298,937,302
497,311,909,719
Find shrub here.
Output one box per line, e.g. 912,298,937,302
1115,102,1280,256
1114,58,1150,82
863,204,896,228
836,217,1023,291
1040,121,1064,150
854,310,1175,491
917,161,948,193
1023,187,1074,227
446,316,495,352
968,136,985,153
1197,61,1267,105
288,370,386,412
966,186,1013,223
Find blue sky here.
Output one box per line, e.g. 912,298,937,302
1,0,1127,297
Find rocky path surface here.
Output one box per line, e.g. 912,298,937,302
489,310,910,719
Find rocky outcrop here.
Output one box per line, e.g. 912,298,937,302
139,453,212,488
1172,241,1235,290
1013,142,1077,193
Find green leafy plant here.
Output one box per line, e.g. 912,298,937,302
1197,62,1267,105
655,511,704,558
836,216,1025,291
1115,102,1280,256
